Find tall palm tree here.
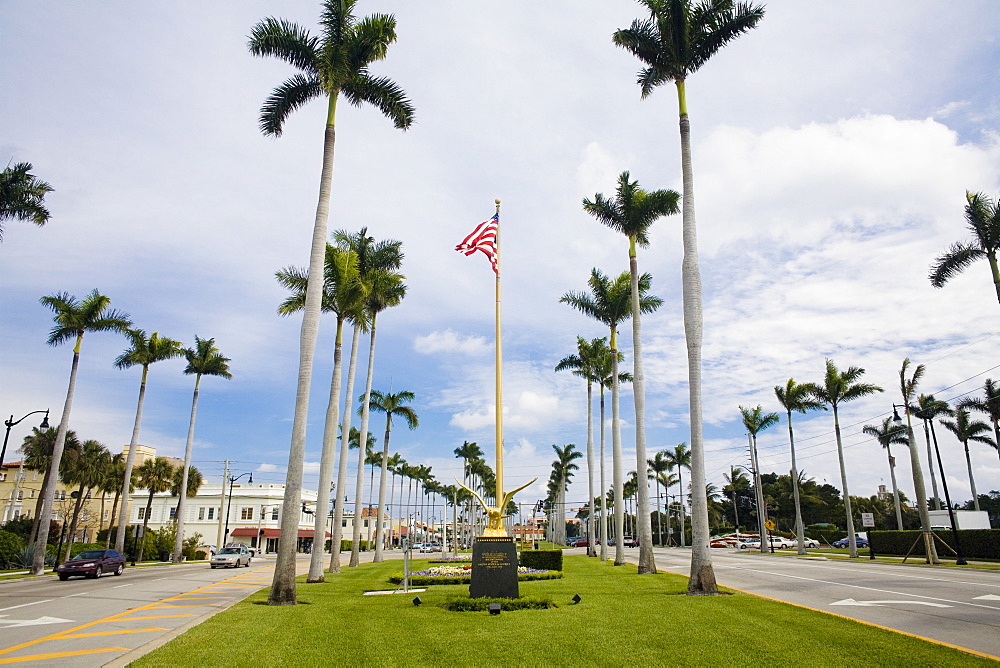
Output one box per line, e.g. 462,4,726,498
722,466,750,531
647,450,673,546
384,452,403,549
453,441,482,547
277,244,365,581
250,0,414,606
912,394,952,510
929,191,1000,305
613,0,764,595
171,337,230,561
60,439,109,561
663,443,691,547
367,390,418,561
738,406,778,553
862,418,909,529
112,328,185,555
0,161,53,240
774,379,824,554
561,268,661,565
898,358,938,563
170,465,204,512
34,290,130,574
134,457,175,563
593,341,630,560
958,379,1000,467
813,359,882,558
555,336,605,557
21,426,79,542
335,228,405,568
941,410,995,512
549,444,581,545
583,171,678,574
101,454,128,548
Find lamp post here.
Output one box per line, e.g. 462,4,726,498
223,472,252,547
2,409,50,469
893,406,966,565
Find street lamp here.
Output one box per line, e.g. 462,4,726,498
2,409,49,470
892,407,966,565
223,471,252,547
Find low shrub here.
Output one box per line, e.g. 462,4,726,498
195,550,208,560
870,529,1000,559
387,569,563,586
519,549,562,571
443,594,556,611
0,530,25,568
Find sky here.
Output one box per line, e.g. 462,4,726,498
3,0,1000,523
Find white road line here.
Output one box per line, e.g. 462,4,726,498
110,584,133,589
61,592,87,598
0,600,53,613
737,567,1000,610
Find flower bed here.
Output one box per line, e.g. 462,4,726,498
388,566,562,586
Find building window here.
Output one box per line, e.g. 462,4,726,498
17,491,23,501
169,507,177,519
363,519,369,528
81,509,89,521
241,507,253,520
138,507,146,520
198,507,205,520
208,507,215,520
342,520,347,528
271,507,279,520
29,490,35,498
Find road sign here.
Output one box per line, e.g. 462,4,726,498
764,520,775,531
861,513,875,528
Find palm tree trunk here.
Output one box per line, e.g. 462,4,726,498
677,84,716,594
348,323,372,568
610,329,625,566
886,447,904,530
904,419,939,563
269,110,337,605
629,243,656,574
599,385,608,561
787,411,807,555
136,491,155,563
331,323,362,571
832,405,859,558
172,374,202,562
115,365,147,555
64,482,86,562
308,318,344,582
585,380,596,557
921,420,941,510
963,440,980,511
33,340,82,575
106,489,121,549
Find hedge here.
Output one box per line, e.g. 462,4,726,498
387,571,563,586
443,595,556,611
869,529,1000,559
519,549,562,571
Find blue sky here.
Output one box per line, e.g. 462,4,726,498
3,1,1000,516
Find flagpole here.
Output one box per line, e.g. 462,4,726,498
493,198,504,506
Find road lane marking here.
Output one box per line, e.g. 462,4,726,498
0,601,52,613
0,647,129,664
60,628,168,638
120,615,197,621
974,595,1000,601
0,616,72,628
110,584,133,589
831,598,952,607
60,592,87,598
145,603,221,609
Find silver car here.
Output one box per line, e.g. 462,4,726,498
211,545,251,568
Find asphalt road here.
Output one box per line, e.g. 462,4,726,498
0,556,289,666
640,547,1000,659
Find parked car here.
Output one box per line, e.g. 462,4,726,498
738,535,793,550
568,538,592,548
211,545,252,568
832,537,869,549
801,538,820,548
419,543,442,553
622,536,639,547
56,549,125,580
197,544,217,556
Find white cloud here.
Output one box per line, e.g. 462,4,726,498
413,330,490,356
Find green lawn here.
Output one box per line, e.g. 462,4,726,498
133,556,993,667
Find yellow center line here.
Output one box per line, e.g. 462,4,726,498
0,647,128,664
172,596,234,600
119,615,196,621
145,603,220,609
60,628,168,639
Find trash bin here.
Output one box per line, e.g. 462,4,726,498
159,550,170,561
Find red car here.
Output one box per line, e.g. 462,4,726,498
569,538,597,547
56,549,126,580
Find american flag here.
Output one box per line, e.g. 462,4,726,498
455,213,499,274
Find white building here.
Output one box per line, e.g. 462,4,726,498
129,482,389,554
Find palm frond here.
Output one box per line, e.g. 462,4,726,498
259,74,325,137
248,17,320,73
342,73,415,130
929,241,984,287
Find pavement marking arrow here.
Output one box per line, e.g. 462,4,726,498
831,598,951,608
0,614,74,627
973,594,1000,601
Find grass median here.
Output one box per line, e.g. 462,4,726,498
133,555,993,666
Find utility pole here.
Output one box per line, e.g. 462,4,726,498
216,460,229,548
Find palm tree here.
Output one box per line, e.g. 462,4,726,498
813,359,882,558
112,328,185,555
367,390,418,561
453,441,482,548
134,457,175,563
722,466,750,531
583,171,678,574
613,0,764,595
912,394,952,510
249,0,414,606
862,418,909,529
99,453,126,546
941,410,995,512
593,341,630,560
33,290,130,574
898,358,938,563
277,244,365,581
929,191,1000,304
561,268,661,565
335,228,405,568
647,450,673,545
171,337,230,561
60,439,109,561
774,379,824,554
170,465,204,512
555,336,606,557
958,379,1000,467
0,161,53,240
21,426,79,542
384,452,403,549
549,444,582,545
663,443,692,547
738,406,778,553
